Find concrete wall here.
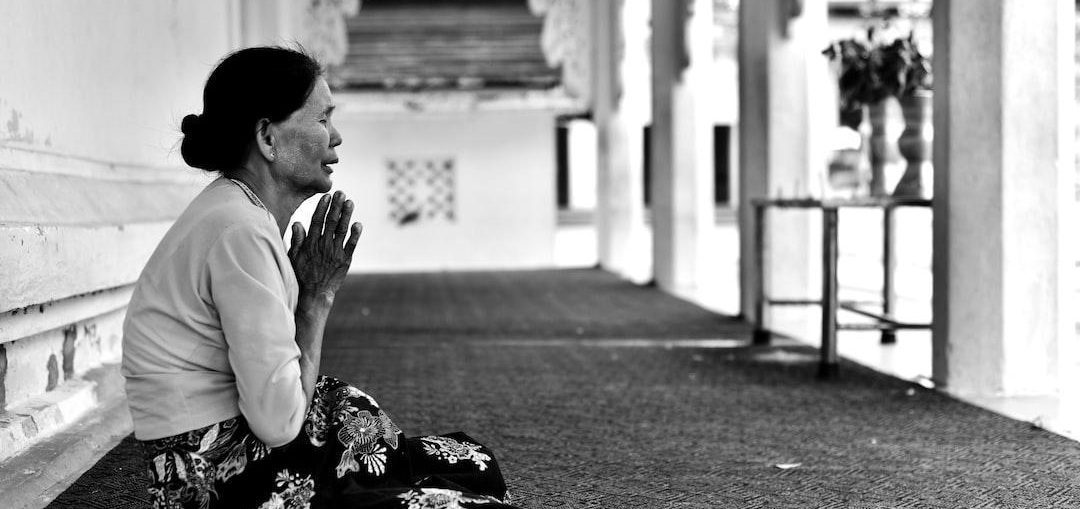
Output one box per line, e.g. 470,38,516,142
0,2,238,166
0,1,237,446
298,97,560,272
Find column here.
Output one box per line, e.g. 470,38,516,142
932,0,1074,396
593,0,649,280
737,0,830,336
650,0,715,295
238,0,304,47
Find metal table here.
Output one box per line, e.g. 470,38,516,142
751,196,933,378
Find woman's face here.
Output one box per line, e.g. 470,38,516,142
272,77,342,196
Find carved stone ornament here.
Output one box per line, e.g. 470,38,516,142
302,0,362,68
713,0,739,59
528,0,593,103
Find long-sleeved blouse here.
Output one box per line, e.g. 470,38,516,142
122,178,305,447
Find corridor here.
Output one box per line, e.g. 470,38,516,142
51,269,1080,508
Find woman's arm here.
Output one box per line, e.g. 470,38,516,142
294,293,331,404
208,223,309,447
288,191,361,404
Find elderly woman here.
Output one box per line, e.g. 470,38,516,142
122,47,516,509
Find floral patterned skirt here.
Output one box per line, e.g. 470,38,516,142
140,375,518,509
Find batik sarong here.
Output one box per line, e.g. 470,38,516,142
140,375,517,509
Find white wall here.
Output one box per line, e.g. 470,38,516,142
0,0,237,414
0,1,237,167
294,106,559,272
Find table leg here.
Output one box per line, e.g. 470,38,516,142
753,204,770,344
819,208,839,379
881,205,897,344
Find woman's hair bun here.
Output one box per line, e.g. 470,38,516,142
179,112,223,171
180,113,203,136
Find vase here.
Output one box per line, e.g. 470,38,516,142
867,100,889,197
893,90,933,198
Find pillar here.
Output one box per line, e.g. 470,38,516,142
650,0,715,295
593,0,649,281
238,0,304,48
737,0,830,334
932,0,1074,396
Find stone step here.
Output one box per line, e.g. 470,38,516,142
0,365,130,509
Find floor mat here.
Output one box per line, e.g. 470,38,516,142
50,269,1080,508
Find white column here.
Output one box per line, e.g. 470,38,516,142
650,0,715,294
238,0,304,47
593,0,649,281
932,0,1074,396
737,0,830,335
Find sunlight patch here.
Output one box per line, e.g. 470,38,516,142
479,338,749,349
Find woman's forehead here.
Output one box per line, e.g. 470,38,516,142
304,78,334,113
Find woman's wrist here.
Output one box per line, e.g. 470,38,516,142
295,292,332,350
298,291,334,315
295,293,330,357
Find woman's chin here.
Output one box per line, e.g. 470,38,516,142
300,179,333,198
290,170,334,196
315,171,334,191
320,167,336,189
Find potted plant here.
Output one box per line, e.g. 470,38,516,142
824,27,932,197
881,34,932,198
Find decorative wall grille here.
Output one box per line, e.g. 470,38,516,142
386,158,456,226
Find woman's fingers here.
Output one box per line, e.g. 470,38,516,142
344,222,362,258
288,222,306,259
323,191,345,245
335,200,354,242
300,192,357,265
309,193,332,237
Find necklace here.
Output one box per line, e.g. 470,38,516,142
228,178,271,216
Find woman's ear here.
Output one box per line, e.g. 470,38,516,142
254,118,276,161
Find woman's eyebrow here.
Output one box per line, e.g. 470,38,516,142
323,105,336,115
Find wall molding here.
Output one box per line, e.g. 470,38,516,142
0,143,205,184
0,286,133,345
0,169,202,226
336,88,585,115
1,222,172,314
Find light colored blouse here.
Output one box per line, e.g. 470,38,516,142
122,178,305,447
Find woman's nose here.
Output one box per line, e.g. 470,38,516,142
330,125,343,148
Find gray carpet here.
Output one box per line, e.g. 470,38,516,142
50,269,1080,508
